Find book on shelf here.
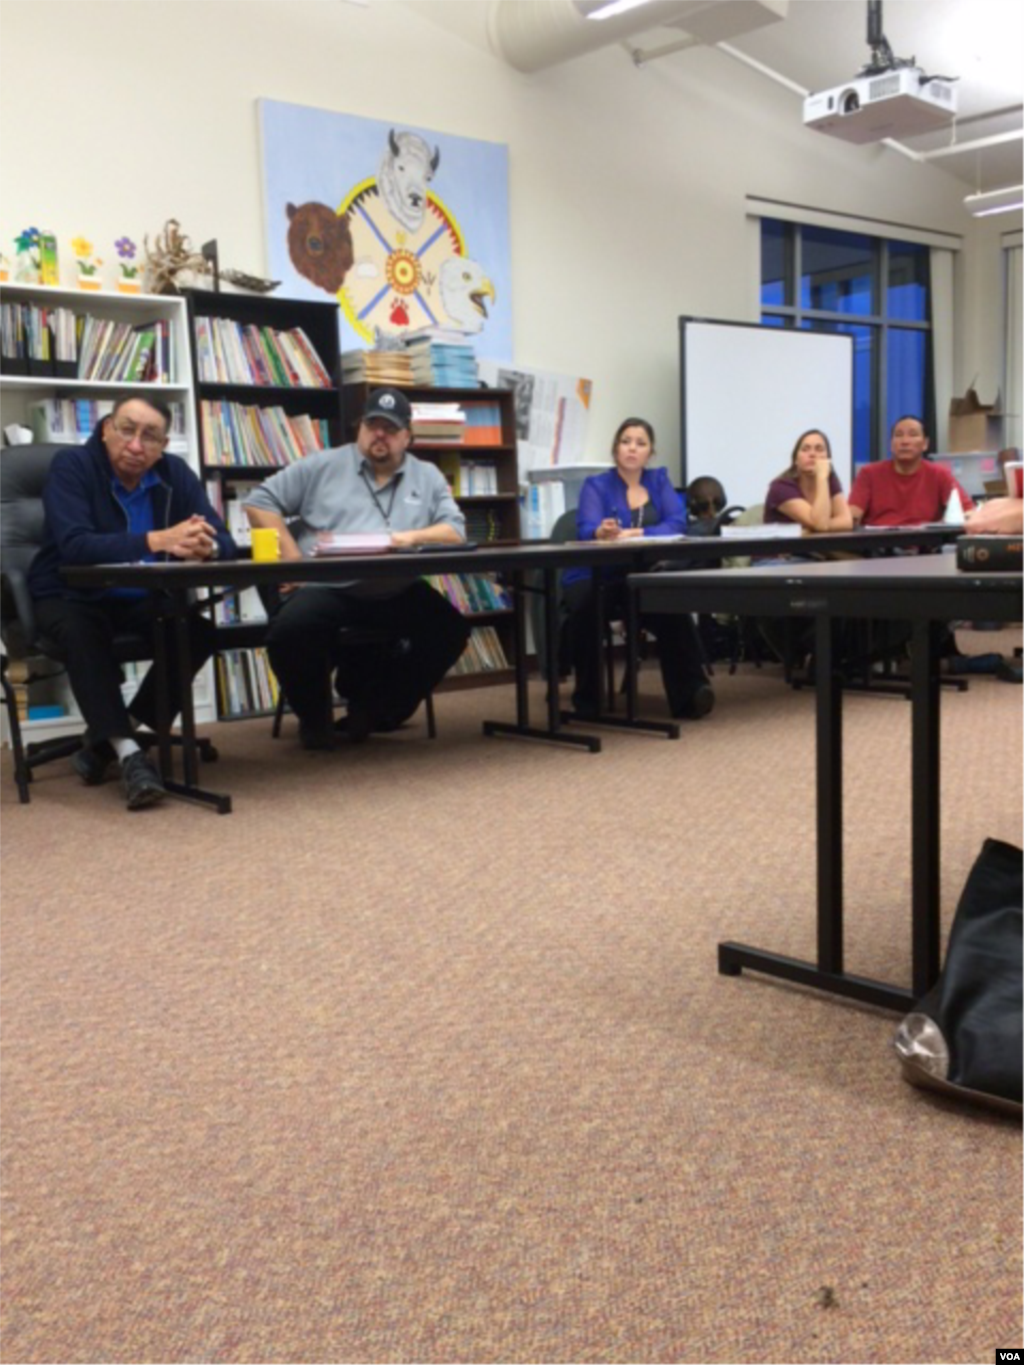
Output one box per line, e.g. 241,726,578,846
200,399,330,468
340,348,413,386
74,317,170,384
956,535,1022,571
216,647,280,717
448,625,509,676
463,506,501,542
1,300,81,376
29,397,186,445
425,573,511,615
411,401,467,443
462,401,504,446
194,317,332,389
460,460,498,495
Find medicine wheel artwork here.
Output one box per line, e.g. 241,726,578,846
337,178,466,343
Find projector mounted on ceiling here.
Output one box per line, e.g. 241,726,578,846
803,0,957,145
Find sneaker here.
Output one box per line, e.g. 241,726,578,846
72,736,116,786
121,752,166,809
675,684,715,720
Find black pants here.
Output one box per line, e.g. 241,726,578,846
33,594,216,743
563,577,708,715
264,581,471,730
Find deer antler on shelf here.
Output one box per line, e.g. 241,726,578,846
143,219,279,295
143,219,209,295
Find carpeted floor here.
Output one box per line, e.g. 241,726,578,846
1,635,1021,1364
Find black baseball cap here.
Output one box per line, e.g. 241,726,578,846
363,387,412,430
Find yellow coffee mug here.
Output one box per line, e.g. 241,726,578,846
250,528,280,562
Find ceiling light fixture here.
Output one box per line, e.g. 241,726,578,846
963,185,1024,217
585,0,652,20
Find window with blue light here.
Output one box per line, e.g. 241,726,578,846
760,220,932,467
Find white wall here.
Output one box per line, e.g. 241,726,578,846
0,0,1014,481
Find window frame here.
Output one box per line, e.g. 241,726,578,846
760,220,934,465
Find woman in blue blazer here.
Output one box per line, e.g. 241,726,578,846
562,417,713,718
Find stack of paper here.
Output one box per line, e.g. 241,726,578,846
311,532,393,557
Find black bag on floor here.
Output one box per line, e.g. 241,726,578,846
894,838,1022,1115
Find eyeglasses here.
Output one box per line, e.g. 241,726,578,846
110,420,167,452
689,499,724,516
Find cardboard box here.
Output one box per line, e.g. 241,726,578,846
948,387,1003,453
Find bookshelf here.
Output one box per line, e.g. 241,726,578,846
0,282,214,744
184,289,344,720
342,382,520,688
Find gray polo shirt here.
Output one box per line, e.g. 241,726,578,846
243,442,466,595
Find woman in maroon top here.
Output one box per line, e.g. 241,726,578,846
764,428,853,532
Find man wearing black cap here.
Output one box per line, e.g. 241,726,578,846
243,387,470,748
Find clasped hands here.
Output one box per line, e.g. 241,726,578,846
150,514,218,561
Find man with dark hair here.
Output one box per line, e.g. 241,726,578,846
849,415,974,526
28,396,236,808
243,387,470,750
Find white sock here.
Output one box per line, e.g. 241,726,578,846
113,738,142,763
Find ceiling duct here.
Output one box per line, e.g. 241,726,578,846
486,0,787,74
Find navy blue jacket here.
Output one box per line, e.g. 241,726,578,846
28,425,236,601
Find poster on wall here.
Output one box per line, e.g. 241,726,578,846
478,360,593,476
258,99,512,360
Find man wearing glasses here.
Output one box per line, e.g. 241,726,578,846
28,396,235,809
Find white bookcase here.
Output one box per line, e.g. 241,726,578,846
0,282,215,745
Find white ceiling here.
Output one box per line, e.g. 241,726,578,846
708,0,1023,193
406,0,1023,194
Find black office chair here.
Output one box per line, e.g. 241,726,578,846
254,582,437,741
0,443,216,803
546,506,634,709
268,636,438,740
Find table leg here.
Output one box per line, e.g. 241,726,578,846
718,610,913,1013
158,591,232,814
483,566,601,751
910,617,942,997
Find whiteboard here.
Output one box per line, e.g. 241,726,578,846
679,318,854,512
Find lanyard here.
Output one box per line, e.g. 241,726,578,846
361,468,401,527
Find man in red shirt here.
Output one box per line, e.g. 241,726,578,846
849,415,974,526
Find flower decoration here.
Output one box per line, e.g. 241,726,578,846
114,235,140,280
13,226,41,281
71,236,102,279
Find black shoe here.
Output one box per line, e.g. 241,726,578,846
996,657,1023,684
334,703,373,743
121,752,166,809
675,684,715,720
72,736,116,786
299,721,337,751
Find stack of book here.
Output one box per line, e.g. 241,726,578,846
448,625,509,676
410,402,466,444
199,400,330,468
402,328,478,387
340,348,413,386
194,319,332,388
